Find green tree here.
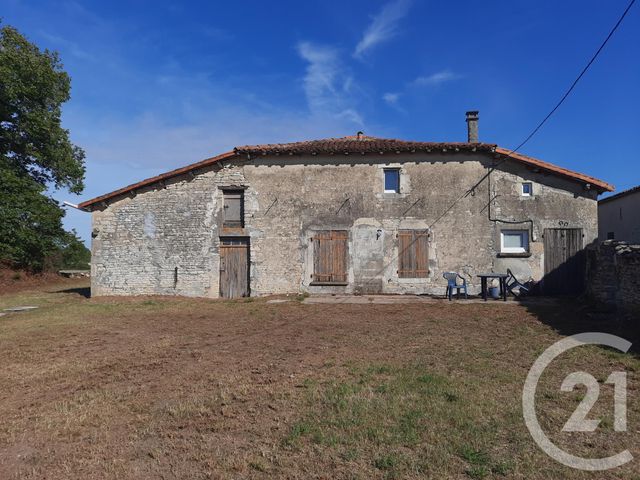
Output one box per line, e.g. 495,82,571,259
43,229,91,271
58,230,91,270
0,23,86,271
0,162,66,270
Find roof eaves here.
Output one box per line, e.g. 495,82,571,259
77,151,236,210
494,147,614,193
599,184,640,204
78,140,615,211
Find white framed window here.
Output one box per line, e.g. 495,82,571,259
521,182,533,196
500,230,529,254
384,168,400,193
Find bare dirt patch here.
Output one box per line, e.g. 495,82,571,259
0,285,637,479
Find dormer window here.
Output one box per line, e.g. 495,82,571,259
384,169,400,193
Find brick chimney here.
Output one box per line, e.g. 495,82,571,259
466,111,479,143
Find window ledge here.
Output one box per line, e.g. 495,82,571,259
310,282,348,286
379,192,407,198
497,252,532,258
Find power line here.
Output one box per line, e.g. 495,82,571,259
501,0,636,159
430,0,636,230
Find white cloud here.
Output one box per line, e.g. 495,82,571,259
297,42,340,111
412,70,461,87
38,31,95,61
382,92,400,105
354,0,412,58
297,41,364,126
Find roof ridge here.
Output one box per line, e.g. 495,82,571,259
77,140,613,210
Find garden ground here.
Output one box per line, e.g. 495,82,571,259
0,280,638,479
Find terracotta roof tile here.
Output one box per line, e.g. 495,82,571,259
77,151,235,210
235,134,495,155
77,135,614,210
494,147,613,192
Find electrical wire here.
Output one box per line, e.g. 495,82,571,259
429,0,636,232
499,0,636,161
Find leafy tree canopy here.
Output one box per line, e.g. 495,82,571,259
0,161,64,269
0,23,88,271
0,23,85,193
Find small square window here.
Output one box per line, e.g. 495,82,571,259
607,231,615,240
384,169,400,193
500,230,529,254
522,182,532,196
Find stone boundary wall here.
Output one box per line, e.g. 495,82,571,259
586,240,640,308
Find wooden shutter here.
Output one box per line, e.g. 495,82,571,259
398,230,429,278
312,230,348,284
223,190,244,227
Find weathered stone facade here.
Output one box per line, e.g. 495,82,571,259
587,240,640,308
598,187,640,242
90,150,599,297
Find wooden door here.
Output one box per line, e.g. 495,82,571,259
543,228,585,295
312,230,348,284
219,238,249,298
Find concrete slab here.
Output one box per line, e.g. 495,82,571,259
3,306,39,312
302,295,554,305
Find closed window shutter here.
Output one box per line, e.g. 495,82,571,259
398,230,429,278
223,191,243,227
313,231,332,283
414,230,429,277
398,231,413,277
313,230,348,284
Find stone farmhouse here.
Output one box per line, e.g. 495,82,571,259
78,112,614,298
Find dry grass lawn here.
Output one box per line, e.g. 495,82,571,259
0,280,638,479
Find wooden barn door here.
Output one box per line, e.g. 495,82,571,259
219,238,249,298
543,228,585,295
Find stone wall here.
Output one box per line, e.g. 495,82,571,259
587,240,640,308
598,190,640,242
90,151,598,297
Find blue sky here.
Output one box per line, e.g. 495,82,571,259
3,0,639,244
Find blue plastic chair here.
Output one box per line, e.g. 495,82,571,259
506,269,530,298
443,272,468,300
